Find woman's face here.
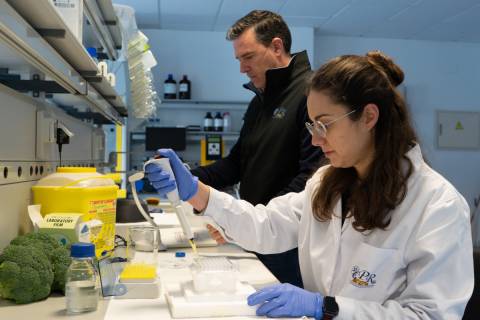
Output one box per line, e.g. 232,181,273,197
306,90,376,177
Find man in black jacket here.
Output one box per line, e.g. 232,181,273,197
191,10,323,287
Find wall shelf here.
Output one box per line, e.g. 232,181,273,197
1,0,125,124
162,99,249,105
186,131,240,142
159,99,248,111
131,130,240,143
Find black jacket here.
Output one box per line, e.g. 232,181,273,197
192,51,323,205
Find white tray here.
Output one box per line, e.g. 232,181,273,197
165,281,256,318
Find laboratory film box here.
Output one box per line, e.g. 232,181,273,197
28,205,102,246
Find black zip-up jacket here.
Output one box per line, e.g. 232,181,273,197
192,51,323,205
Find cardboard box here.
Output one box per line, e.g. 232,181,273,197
28,205,102,247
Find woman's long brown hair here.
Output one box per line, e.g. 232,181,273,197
310,51,418,231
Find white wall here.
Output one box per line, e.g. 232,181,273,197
315,35,480,210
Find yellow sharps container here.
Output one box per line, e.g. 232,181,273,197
32,167,119,258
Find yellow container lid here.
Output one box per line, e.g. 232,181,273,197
104,173,122,183
57,167,97,173
34,167,115,187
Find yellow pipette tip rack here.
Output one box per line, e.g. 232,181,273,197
119,263,157,283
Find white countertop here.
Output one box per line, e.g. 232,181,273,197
0,235,279,320
104,245,279,320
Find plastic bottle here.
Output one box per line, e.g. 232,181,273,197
203,112,213,131
178,75,191,100
66,243,100,314
163,74,177,99
214,112,223,132
222,112,231,132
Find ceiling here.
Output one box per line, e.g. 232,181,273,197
112,0,480,43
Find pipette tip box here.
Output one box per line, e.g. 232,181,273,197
116,263,160,299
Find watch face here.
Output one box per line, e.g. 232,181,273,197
323,296,339,315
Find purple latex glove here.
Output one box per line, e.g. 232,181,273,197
247,283,323,319
144,149,198,201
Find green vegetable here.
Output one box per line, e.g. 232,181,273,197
0,232,73,303
10,232,61,260
10,232,71,293
50,247,71,293
0,245,53,304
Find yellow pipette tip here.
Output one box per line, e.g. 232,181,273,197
189,239,198,256
119,263,157,283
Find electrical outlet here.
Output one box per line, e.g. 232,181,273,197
36,111,56,160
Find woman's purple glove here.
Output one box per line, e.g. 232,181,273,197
144,149,198,201
247,283,323,319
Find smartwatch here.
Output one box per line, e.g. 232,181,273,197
322,296,339,320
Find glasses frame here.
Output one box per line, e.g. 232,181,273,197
306,109,357,138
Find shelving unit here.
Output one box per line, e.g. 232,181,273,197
2,0,126,124
0,0,87,95
84,0,122,61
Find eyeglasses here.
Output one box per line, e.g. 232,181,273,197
305,109,357,138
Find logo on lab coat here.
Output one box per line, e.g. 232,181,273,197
351,265,376,288
272,107,287,119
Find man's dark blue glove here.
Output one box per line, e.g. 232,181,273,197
144,149,198,201
247,283,323,319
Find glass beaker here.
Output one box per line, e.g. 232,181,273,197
127,226,159,265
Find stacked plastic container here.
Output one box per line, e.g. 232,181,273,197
115,5,159,118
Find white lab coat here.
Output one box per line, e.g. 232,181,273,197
204,145,474,319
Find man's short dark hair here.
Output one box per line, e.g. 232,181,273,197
226,10,292,54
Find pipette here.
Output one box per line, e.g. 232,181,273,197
143,157,197,254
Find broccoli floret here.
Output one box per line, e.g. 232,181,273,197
0,245,53,304
50,247,71,293
9,232,72,294
10,232,60,261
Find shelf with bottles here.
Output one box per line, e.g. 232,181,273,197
2,0,125,123
186,131,240,142
130,130,240,143
159,100,249,111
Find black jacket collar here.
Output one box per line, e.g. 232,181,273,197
243,50,311,99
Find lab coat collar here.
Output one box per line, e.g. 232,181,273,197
404,143,423,171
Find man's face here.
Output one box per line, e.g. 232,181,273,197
233,28,279,90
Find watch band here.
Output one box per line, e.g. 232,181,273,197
322,296,339,320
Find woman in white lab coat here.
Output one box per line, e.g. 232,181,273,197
145,51,474,319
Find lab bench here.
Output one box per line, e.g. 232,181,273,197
0,243,279,320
